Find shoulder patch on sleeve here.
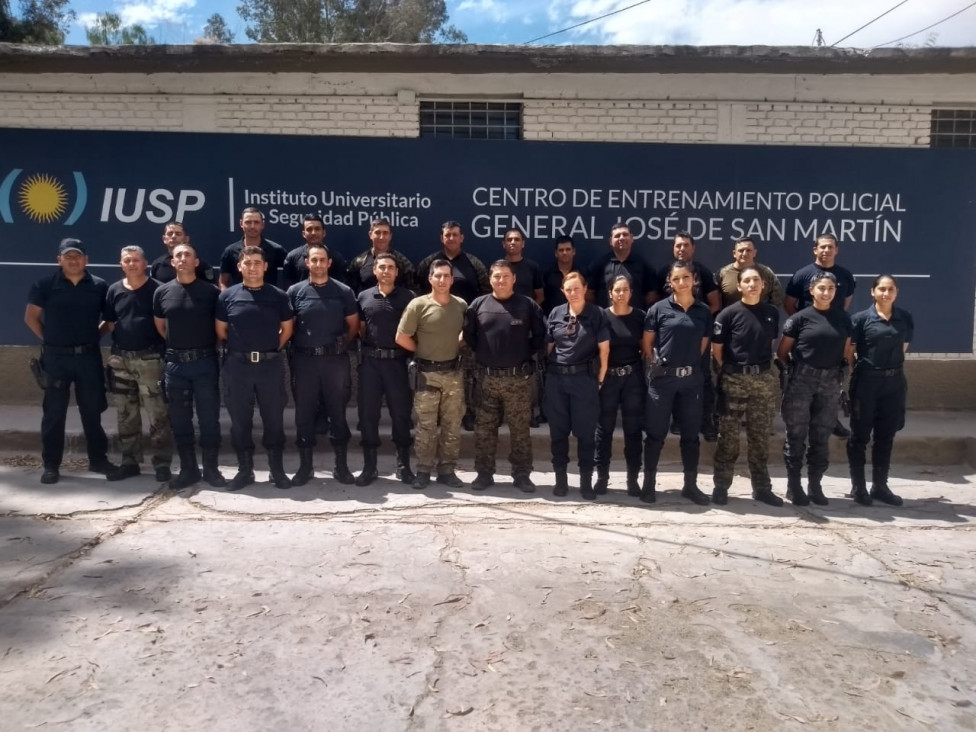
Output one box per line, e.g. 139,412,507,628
712,320,723,337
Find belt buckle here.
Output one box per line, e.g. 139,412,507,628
675,366,692,378
743,364,760,375
249,351,260,363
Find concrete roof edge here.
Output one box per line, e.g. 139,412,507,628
1,42,975,75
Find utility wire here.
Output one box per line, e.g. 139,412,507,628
523,0,655,45
831,0,911,46
873,0,976,47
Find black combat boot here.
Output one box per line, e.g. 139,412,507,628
356,447,379,487
332,442,356,485
580,469,596,500
679,445,709,505
201,447,226,488
848,463,872,506
268,449,291,490
640,471,656,504
291,445,315,487
553,467,569,497
807,473,829,506
593,465,610,495
170,445,201,491
785,470,809,506
395,445,415,484
752,485,784,507
711,483,729,506
228,451,255,492
625,461,641,497
870,465,903,506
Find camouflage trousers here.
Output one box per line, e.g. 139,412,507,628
474,373,533,476
781,367,842,478
713,370,777,489
106,353,172,468
413,369,464,474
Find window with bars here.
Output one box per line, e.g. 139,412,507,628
419,101,522,140
930,109,976,148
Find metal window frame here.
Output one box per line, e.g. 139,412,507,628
930,108,976,149
419,100,523,140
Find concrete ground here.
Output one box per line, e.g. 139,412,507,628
1,408,975,730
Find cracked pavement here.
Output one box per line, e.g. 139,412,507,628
1,455,975,730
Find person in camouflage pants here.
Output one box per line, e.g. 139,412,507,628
107,352,172,474
710,266,782,506
472,373,534,480
412,369,465,477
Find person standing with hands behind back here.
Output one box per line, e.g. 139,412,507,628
778,271,853,507
847,275,913,507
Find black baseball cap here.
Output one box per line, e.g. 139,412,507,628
58,238,86,256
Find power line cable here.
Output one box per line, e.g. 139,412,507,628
873,0,976,47
523,0,656,45
830,0,911,46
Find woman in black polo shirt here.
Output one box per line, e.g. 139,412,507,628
641,261,712,506
711,266,781,507
545,272,609,500
778,271,853,506
594,276,646,497
847,275,913,506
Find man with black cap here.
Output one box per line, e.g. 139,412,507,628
24,238,117,484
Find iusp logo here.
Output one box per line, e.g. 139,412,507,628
0,169,87,225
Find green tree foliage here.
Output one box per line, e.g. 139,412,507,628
0,0,74,44
236,0,466,43
202,12,235,43
85,11,156,45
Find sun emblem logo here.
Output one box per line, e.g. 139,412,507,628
18,173,68,223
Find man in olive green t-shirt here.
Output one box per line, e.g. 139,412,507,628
396,259,468,491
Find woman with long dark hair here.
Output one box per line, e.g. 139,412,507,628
778,271,853,506
847,275,913,506
641,261,712,506
594,276,646,497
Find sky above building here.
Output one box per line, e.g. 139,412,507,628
62,0,976,48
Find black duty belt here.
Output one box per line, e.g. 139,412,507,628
228,350,283,363
722,362,771,375
479,363,532,377
793,363,843,378
292,344,341,357
43,344,98,355
606,363,638,377
165,348,216,364
416,357,461,373
550,362,592,376
362,346,404,360
111,346,164,359
662,365,696,378
857,366,903,377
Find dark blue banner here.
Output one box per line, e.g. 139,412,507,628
1,128,973,351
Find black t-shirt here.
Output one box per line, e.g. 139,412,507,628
152,278,220,350
216,284,293,353
851,306,914,370
588,252,660,309
782,306,853,369
347,249,414,294
281,245,349,289
358,286,415,350
644,297,711,368
657,260,718,306
28,270,107,347
786,262,856,313
711,301,778,366
220,238,289,288
104,278,165,351
463,293,546,368
605,308,645,367
149,252,214,284
287,278,358,348
546,303,610,366
507,258,544,301
542,266,569,314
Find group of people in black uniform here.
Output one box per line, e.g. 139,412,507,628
25,208,913,510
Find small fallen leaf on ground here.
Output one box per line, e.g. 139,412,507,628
445,707,473,717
